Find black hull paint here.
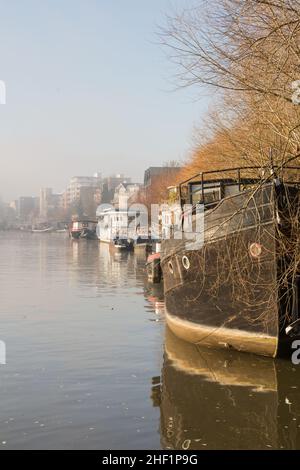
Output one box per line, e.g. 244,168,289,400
71,231,81,240
161,183,300,357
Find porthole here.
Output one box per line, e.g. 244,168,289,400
182,255,190,270
168,261,174,274
249,242,262,258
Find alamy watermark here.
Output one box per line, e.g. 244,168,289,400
0,80,6,104
96,201,205,249
291,340,300,365
0,340,6,365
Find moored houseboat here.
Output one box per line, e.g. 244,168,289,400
161,166,300,357
134,237,152,254
96,208,133,244
113,238,134,251
96,207,148,249
70,220,97,240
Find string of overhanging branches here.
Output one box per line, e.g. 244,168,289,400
158,0,300,327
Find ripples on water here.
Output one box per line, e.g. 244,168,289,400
0,232,300,449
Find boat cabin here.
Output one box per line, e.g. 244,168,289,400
96,208,148,242
179,166,300,210
70,220,97,239
180,172,259,210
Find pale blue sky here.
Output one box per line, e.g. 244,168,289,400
0,0,209,200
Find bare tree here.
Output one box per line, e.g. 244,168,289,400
161,0,300,167
160,1,300,328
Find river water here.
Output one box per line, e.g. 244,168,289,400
0,232,300,450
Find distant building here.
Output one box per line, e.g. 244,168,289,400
144,166,182,188
77,186,98,218
18,196,39,222
40,188,52,219
64,173,102,209
94,188,102,207
40,188,64,220
142,166,182,206
0,201,17,229
9,200,18,212
112,182,142,210
101,174,132,204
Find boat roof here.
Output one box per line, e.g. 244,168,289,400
72,219,97,223
179,165,300,187
97,208,146,216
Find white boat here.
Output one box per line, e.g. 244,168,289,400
96,208,145,244
113,239,133,251
70,220,97,240
31,226,54,233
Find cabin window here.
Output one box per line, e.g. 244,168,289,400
189,184,221,206
203,190,220,205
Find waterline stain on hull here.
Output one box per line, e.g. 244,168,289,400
166,311,278,357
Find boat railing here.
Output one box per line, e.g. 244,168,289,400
179,165,300,208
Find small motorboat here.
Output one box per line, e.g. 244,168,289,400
80,228,97,240
113,238,134,251
31,226,54,233
70,220,97,240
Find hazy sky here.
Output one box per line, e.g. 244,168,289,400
0,0,209,201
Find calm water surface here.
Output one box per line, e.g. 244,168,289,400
0,232,300,450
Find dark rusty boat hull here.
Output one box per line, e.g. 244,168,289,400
71,230,81,240
161,183,300,357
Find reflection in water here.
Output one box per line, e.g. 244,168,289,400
2,233,300,449
0,233,164,450
144,284,165,320
153,328,300,450
68,239,146,291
